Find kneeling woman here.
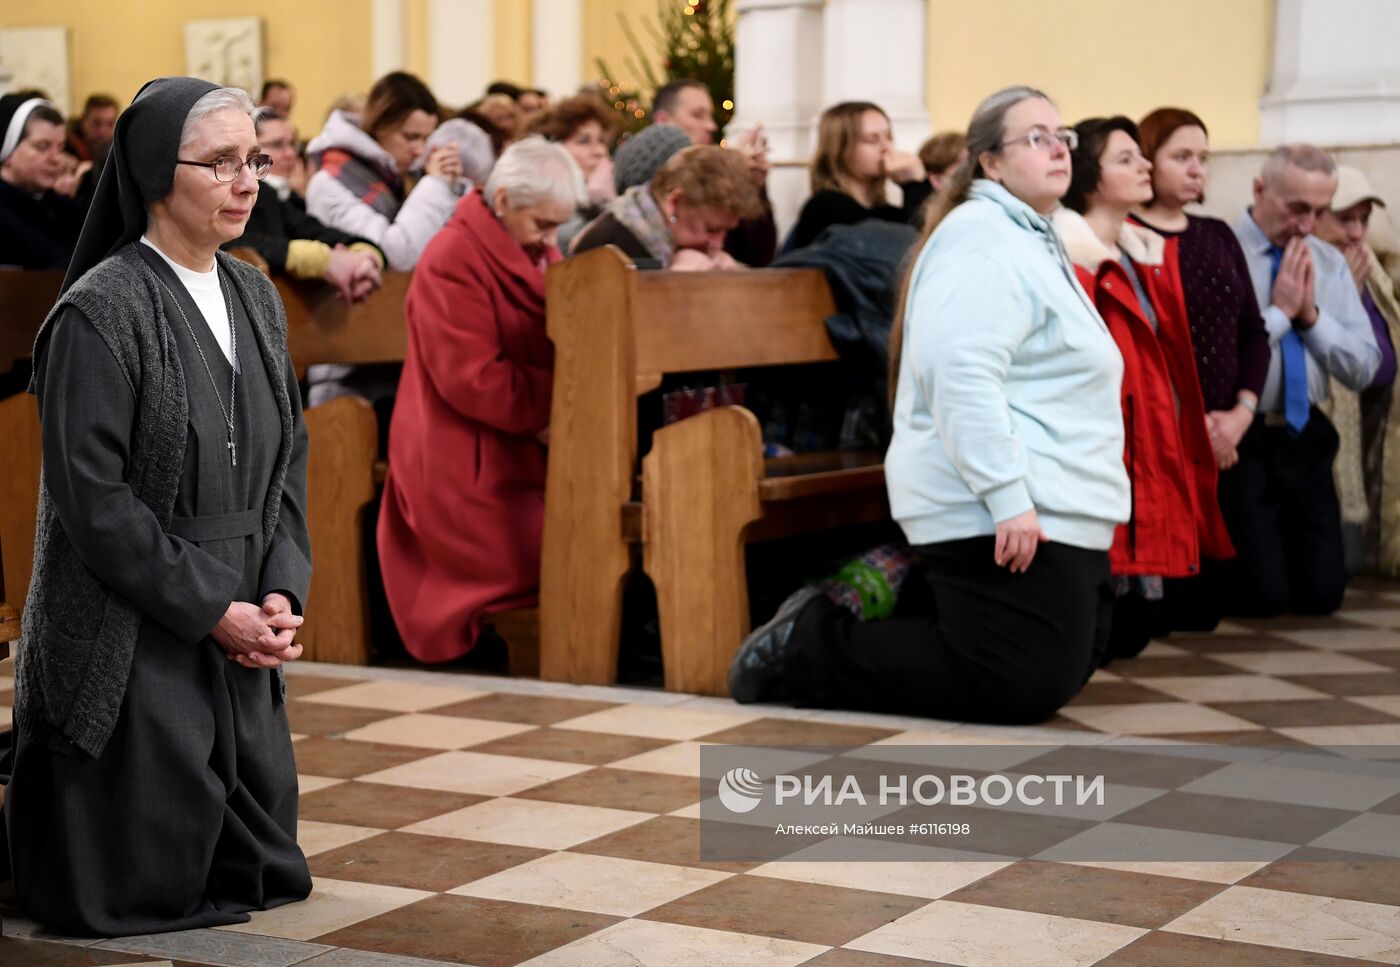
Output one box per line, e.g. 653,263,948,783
8,79,313,934
1052,117,1233,660
730,87,1129,724
378,138,584,662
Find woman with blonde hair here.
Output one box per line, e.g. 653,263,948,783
783,101,931,252
731,87,1128,723
572,144,764,270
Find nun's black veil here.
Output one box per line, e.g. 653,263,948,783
62,76,219,293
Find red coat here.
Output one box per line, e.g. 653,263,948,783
1057,211,1233,578
377,190,560,661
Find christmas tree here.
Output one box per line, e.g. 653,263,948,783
595,0,736,138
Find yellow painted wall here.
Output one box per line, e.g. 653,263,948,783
584,0,669,93
493,0,533,90
925,0,1272,149
0,0,372,133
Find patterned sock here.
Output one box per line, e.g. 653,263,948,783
819,544,917,621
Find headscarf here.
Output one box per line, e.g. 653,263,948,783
0,94,54,163
62,76,219,292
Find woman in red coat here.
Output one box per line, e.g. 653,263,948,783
378,137,584,661
1053,117,1233,662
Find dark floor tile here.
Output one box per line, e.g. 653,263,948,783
1241,846,1400,905
1147,729,1313,747
1066,681,1176,706
801,950,954,966
515,767,701,814
942,860,1225,929
877,803,1095,859
308,831,548,892
0,938,148,967
286,700,399,737
1018,746,1229,790
1230,613,1369,632
313,894,617,967
640,875,927,947
1114,655,1244,678
1112,791,1358,845
292,736,437,779
569,815,760,872
1374,790,1400,815
1165,634,1306,654
1279,671,1400,697
697,717,900,746
1097,930,1385,966
467,727,672,766
1204,699,1400,729
1357,649,1400,672
298,780,488,829
429,693,620,726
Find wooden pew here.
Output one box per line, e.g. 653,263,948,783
539,246,889,696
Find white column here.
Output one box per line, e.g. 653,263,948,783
371,0,407,79
532,0,584,97
731,0,826,240
821,0,929,149
429,0,494,106
1260,0,1400,145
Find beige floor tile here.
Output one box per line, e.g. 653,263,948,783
1035,820,1294,866
1328,608,1400,629
218,876,432,940
1139,641,1190,658
297,820,380,857
1310,812,1400,858
555,704,761,740
403,796,653,849
1143,674,1329,703
357,750,591,796
342,713,537,750
1352,695,1400,716
1209,621,1261,636
846,899,1146,966
749,843,1008,899
299,680,487,712
1181,760,1400,811
1213,651,1393,676
297,775,347,794
1279,723,1400,745
1057,702,1264,735
1164,885,1400,963
1089,668,1123,682
608,742,707,777
1067,859,1270,884
515,918,827,967
450,850,731,915
1274,627,1400,651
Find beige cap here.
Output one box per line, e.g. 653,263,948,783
1332,165,1387,212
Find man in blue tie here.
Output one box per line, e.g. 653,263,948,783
1229,145,1380,616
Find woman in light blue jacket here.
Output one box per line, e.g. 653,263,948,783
730,86,1130,724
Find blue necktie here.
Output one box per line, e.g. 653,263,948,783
1271,245,1310,433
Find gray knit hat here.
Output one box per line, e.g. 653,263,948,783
613,123,692,193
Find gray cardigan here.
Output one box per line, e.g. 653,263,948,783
16,244,298,758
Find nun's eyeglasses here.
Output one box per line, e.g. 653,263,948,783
176,153,274,183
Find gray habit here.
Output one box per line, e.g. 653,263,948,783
6,244,312,936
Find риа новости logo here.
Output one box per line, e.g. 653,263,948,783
717,767,765,813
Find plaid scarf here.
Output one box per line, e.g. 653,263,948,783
611,184,675,264
318,148,402,220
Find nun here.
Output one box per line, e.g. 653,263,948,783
6,77,313,935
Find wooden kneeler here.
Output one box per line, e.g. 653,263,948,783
642,407,764,695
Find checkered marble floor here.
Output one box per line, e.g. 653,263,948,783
5,580,1400,966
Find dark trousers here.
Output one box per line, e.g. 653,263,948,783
1360,380,1393,573
1219,408,1347,617
784,537,1113,725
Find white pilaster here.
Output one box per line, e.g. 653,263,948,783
1260,0,1400,145
731,0,827,241
429,0,494,106
371,0,407,79
532,0,584,97
821,0,929,149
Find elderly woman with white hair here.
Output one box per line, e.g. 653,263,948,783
378,136,583,662
7,78,312,934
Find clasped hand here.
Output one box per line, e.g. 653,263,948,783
212,593,304,668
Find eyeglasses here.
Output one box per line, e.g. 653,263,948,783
175,153,273,183
998,126,1078,153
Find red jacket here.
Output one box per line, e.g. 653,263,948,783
1056,210,1234,578
377,189,560,661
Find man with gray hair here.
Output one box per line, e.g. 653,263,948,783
1227,144,1380,616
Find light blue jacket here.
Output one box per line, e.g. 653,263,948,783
885,180,1130,552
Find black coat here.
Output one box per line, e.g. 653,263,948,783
0,179,84,269
225,187,380,273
